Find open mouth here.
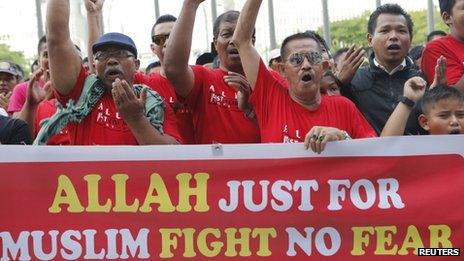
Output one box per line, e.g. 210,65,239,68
387,44,401,51
105,68,123,78
301,74,313,83
449,129,461,135
228,49,239,55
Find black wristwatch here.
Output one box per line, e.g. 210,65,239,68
399,96,415,108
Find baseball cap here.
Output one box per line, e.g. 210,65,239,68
0,61,21,76
269,49,281,61
92,32,138,57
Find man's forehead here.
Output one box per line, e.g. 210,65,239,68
219,21,237,31
287,38,320,52
154,21,175,35
39,43,48,53
453,0,464,10
430,99,464,111
375,13,408,28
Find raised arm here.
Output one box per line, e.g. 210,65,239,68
335,45,365,86
164,0,204,98
85,0,104,74
46,0,82,96
231,0,262,89
112,79,178,145
381,77,426,136
15,69,47,136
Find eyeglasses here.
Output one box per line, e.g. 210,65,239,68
94,50,135,61
152,34,170,46
287,51,323,66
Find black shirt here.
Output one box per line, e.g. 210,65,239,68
0,115,32,144
341,53,426,135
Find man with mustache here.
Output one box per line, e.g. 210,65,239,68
339,4,423,135
42,0,180,145
164,0,260,144
232,0,376,154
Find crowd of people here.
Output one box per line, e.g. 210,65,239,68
0,0,463,153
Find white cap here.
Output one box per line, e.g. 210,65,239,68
269,48,281,60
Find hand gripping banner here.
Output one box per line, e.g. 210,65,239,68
0,136,463,260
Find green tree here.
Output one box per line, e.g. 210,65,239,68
319,9,449,52
0,43,31,77
409,10,448,44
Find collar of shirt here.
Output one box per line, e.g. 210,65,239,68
0,108,7,117
373,58,406,75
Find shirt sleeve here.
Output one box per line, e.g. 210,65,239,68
54,66,88,106
11,119,32,144
421,39,463,85
183,65,206,111
250,59,283,125
7,83,27,113
1,118,32,145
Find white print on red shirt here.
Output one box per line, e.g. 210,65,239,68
166,96,192,115
282,124,303,143
208,85,240,111
96,103,128,131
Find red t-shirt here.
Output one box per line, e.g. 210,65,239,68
135,72,195,144
55,67,181,145
250,60,376,143
35,99,70,145
183,66,260,144
422,34,464,85
269,69,288,88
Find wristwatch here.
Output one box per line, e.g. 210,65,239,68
399,96,415,108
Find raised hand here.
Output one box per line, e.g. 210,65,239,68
403,76,426,102
304,126,347,154
0,91,11,111
224,71,252,112
430,56,447,89
335,45,365,85
84,0,104,13
26,69,47,107
111,78,147,124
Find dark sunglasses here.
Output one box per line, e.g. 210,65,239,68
287,51,323,66
152,34,170,46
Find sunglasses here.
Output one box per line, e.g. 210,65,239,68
94,50,135,61
152,34,170,46
287,51,323,66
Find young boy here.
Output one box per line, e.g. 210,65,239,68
381,77,464,136
320,70,341,96
418,86,464,134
